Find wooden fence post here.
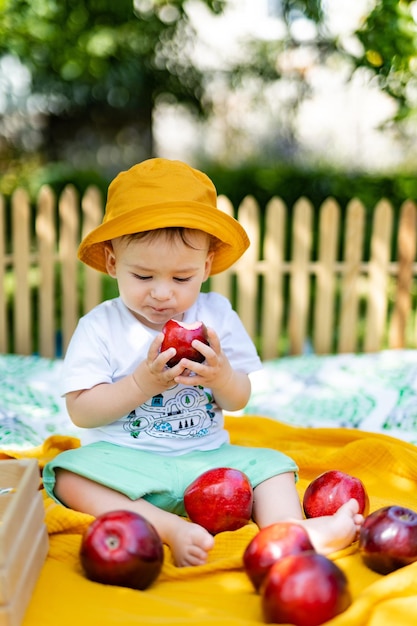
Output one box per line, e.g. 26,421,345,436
235,196,260,340
59,185,80,354
12,189,31,355
364,199,393,352
289,198,313,355
314,198,340,354
262,197,286,359
337,199,365,353
36,186,56,358
389,200,417,348
81,186,103,314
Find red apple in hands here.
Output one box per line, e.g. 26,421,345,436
303,470,369,518
243,522,315,591
184,467,253,535
80,510,164,590
161,319,209,367
261,552,351,626
359,505,417,574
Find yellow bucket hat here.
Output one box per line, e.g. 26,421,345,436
78,158,249,276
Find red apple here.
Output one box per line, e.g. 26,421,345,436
359,505,417,574
243,521,315,591
303,470,369,518
261,552,351,626
80,510,164,590
161,319,209,367
184,467,253,535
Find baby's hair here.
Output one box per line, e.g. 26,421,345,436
121,227,221,254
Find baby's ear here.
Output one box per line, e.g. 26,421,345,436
203,250,215,280
104,242,117,277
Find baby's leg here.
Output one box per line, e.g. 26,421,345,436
252,472,364,554
54,469,214,567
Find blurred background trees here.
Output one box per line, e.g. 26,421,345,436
0,0,417,205
0,0,226,189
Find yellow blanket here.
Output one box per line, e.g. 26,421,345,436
7,416,417,626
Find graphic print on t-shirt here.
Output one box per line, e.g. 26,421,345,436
123,385,217,440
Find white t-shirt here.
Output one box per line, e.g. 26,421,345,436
62,293,262,455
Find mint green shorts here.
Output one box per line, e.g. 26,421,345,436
43,442,298,517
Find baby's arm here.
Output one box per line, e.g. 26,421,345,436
66,333,190,428
210,368,251,412
172,326,252,412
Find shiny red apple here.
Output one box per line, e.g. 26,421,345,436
243,521,315,591
161,319,209,367
184,467,253,535
359,505,417,574
303,470,369,518
261,552,351,626
80,510,164,590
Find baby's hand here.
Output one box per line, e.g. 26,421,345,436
172,327,232,387
131,333,188,398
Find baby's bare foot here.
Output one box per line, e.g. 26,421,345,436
166,517,215,567
301,499,364,555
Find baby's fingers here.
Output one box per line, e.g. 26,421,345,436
204,327,221,354
149,332,176,368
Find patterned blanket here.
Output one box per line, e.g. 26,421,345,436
0,355,80,448
0,350,416,449
245,350,417,445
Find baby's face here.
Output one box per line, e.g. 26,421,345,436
104,230,214,330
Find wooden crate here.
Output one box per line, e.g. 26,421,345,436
0,460,48,626
0,526,48,626
0,491,45,604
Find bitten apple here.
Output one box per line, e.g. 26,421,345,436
161,319,209,367
80,510,164,590
303,470,369,518
261,552,351,626
243,521,315,591
184,467,253,535
359,505,417,574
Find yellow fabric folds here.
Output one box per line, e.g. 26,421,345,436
10,416,417,626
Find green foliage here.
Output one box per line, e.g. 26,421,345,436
26,162,109,200
228,0,417,128
0,0,225,114
281,0,324,25
4,160,416,215
354,0,417,119
2,0,417,176
203,162,417,212
2,0,416,123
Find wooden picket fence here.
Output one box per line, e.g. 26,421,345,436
0,185,416,359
